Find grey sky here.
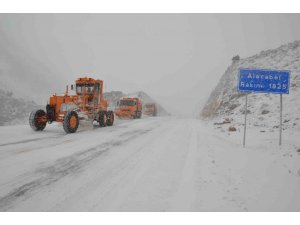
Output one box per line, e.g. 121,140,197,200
1,14,300,116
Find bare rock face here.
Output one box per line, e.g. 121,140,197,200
229,126,237,132
261,110,270,115
232,55,240,62
200,40,300,131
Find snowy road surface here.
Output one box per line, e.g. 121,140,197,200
0,117,300,211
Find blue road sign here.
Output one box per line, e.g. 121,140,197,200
238,68,290,94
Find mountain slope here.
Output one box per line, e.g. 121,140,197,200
0,89,40,125
201,40,300,131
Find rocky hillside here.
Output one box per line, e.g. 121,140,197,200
201,40,300,131
0,89,40,125
104,90,170,116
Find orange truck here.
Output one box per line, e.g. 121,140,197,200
29,77,114,133
115,97,142,119
143,103,157,117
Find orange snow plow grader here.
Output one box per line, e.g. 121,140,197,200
29,77,114,133
115,97,142,119
143,103,157,117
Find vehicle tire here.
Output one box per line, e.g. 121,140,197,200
106,111,114,126
63,111,79,133
29,109,47,131
133,111,138,119
99,111,107,127
135,111,141,119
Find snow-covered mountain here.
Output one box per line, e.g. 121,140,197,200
104,90,170,116
201,40,300,131
0,89,40,125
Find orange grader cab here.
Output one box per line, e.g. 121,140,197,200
29,77,114,133
115,97,142,119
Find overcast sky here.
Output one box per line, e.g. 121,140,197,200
1,14,300,116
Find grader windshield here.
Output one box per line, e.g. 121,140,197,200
76,83,96,95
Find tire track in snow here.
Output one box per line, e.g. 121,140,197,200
88,120,181,211
170,121,198,211
0,118,157,158
0,135,61,147
0,125,157,211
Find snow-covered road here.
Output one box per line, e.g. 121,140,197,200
0,117,299,211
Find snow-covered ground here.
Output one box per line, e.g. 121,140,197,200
0,116,299,211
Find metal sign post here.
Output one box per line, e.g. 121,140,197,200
238,68,290,148
243,94,248,148
279,94,283,146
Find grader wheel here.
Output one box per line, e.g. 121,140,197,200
99,111,107,127
29,109,47,131
63,111,79,133
106,111,114,126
